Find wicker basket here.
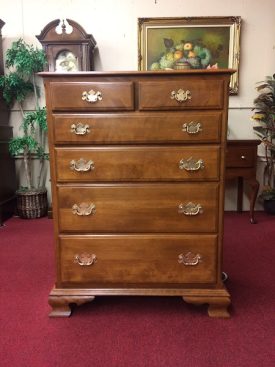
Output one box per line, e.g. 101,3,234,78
16,189,48,219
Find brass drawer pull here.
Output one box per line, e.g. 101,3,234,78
241,155,246,160
179,157,204,171
82,89,102,103
70,158,94,172
72,202,96,216
178,252,202,266
178,202,203,216
182,122,202,134
71,123,90,135
74,253,97,266
170,89,192,102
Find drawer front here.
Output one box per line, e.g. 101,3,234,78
57,183,219,233
139,79,224,110
226,145,255,167
55,146,220,182
53,112,222,144
49,82,134,111
59,234,217,285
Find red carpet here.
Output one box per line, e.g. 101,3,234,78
0,212,274,367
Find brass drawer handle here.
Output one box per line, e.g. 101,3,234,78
182,122,202,134
179,157,204,171
241,155,246,160
71,123,90,135
82,89,102,103
178,252,202,266
70,158,94,172
74,253,97,266
178,202,203,216
72,202,96,216
170,89,192,102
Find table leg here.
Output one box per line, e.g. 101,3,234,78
247,178,260,224
237,177,243,212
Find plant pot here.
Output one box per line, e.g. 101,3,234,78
263,199,275,215
16,188,48,219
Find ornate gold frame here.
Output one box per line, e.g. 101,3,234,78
138,16,241,94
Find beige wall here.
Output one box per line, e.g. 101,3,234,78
1,0,275,210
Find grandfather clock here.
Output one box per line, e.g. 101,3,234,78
36,18,96,71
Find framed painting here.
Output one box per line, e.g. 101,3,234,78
138,16,241,94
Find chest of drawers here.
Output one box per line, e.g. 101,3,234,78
41,69,234,318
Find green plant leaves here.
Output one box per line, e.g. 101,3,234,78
0,38,47,107
252,74,275,194
0,72,33,104
9,136,38,156
5,38,47,76
22,107,47,133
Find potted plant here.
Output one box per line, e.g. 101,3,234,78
0,38,48,218
252,73,275,214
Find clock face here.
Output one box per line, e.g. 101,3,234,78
55,51,78,71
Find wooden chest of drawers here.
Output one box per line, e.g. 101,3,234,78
41,69,234,318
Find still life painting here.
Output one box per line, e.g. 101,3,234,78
138,17,241,94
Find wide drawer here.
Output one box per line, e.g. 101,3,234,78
49,82,134,111
55,146,220,182
57,183,219,233
53,112,222,144
138,79,224,110
59,234,217,285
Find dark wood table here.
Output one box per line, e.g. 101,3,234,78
226,139,261,224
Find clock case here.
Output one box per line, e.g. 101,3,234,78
36,19,96,71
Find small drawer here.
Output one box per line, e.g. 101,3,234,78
53,111,222,144
57,183,219,233
59,234,217,285
55,146,220,182
138,79,224,110
49,81,134,111
226,146,255,168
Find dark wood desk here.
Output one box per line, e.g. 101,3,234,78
226,139,260,224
